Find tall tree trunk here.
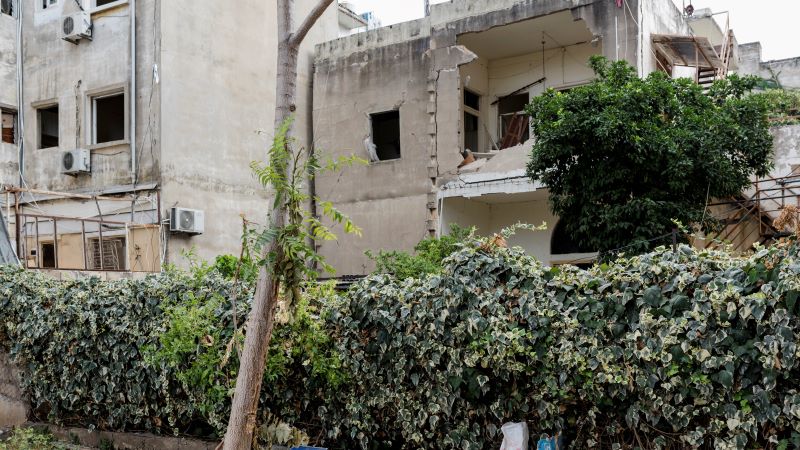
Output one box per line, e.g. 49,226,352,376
222,1,333,449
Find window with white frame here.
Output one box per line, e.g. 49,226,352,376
92,91,126,144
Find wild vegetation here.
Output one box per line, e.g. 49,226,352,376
526,56,774,257
5,231,800,449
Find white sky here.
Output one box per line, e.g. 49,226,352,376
346,0,799,61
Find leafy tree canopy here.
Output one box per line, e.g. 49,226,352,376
526,56,773,255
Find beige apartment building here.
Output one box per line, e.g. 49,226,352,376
0,0,362,274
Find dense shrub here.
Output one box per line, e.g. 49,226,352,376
0,266,340,440
5,236,800,449
325,238,800,449
366,224,472,279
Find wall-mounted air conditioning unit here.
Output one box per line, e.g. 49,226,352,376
62,11,92,44
62,149,91,174
170,208,205,235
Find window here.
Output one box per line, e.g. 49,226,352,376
464,89,480,111
95,0,119,7
498,93,530,148
42,0,57,9
92,92,125,144
370,110,401,161
37,105,59,149
88,237,126,270
1,0,13,16
1,109,16,144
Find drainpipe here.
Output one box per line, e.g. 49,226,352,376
130,0,136,183
16,0,24,186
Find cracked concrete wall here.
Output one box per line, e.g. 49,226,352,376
159,0,339,263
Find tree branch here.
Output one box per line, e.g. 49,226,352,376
288,0,335,49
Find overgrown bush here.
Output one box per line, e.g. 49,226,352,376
0,265,341,440
757,88,800,125
324,237,800,449
366,224,472,279
6,235,800,449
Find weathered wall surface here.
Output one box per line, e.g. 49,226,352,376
0,351,27,428
159,0,339,264
314,38,433,274
638,0,690,75
20,0,161,192
770,125,800,178
0,12,18,185
738,42,800,90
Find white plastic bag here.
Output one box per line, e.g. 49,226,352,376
499,422,529,450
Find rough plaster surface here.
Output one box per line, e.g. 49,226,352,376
0,351,27,428
738,42,800,90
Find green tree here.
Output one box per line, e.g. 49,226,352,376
526,56,773,255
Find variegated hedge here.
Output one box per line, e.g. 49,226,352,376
3,238,800,449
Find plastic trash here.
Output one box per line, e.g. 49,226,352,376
536,433,564,450
499,422,529,450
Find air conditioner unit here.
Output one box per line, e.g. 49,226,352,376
170,208,205,234
62,149,91,174
61,11,92,44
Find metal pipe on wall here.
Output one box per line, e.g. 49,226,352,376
130,0,137,181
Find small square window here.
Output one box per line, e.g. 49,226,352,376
1,108,16,144
93,92,125,144
95,0,118,7
37,105,59,149
42,0,57,9
370,110,401,161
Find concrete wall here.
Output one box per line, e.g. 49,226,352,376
770,125,800,178
638,0,690,75
738,42,800,90
0,351,27,428
0,12,18,185
159,0,339,263
19,0,160,192
314,0,640,274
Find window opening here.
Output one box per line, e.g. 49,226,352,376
42,0,57,9
464,89,480,111
38,105,59,149
370,110,401,161
88,236,126,271
95,0,118,7
1,109,16,144
498,93,530,148
93,92,125,144
1,0,13,16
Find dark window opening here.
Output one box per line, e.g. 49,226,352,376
498,93,530,146
1,0,13,16
88,237,126,271
95,0,117,7
551,219,595,255
370,110,401,161
42,0,56,9
464,89,480,111
40,242,55,268
1,109,16,144
38,105,59,149
464,112,479,152
94,93,125,144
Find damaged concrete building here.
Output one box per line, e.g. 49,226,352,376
0,0,372,275
312,0,773,273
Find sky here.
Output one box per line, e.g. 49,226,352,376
346,0,799,61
